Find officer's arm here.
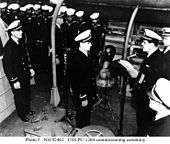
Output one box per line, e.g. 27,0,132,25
2,43,19,84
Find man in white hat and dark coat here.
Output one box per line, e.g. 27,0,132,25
2,20,35,122
69,29,96,128
89,12,105,76
65,8,79,50
144,28,170,136
131,29,163,136
146,78,170,136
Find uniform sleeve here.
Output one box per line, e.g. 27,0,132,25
2,42,19,83
70,56,89,98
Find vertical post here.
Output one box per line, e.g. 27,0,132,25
124,5,139,60
50,0,64,107
118,5,139,135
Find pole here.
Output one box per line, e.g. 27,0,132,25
118,5,139,136
50,0,64,107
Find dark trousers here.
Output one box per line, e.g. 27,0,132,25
136,106,155,136
76,106,91,128
10,74,31,120
132,89,156,136
73,93,92,128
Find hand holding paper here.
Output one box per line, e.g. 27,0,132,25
118,60,139,78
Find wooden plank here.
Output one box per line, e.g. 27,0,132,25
0,60,15,123
0,103,15,123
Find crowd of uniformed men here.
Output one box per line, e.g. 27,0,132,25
0,2,105,74
0,1,106,129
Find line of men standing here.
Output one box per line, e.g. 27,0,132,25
1,1,106,101
0,2,106,125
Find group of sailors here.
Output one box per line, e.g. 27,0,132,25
0,2,106,73
0,1,106,130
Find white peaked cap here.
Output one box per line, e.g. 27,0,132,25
66,8,75,16
75,11,84,17
58,6,67,14
50,0,59,5
0,2,7,9
152,78,170,108
143,29,162,41
90,12,100,20
42,5,49,10
48,6,53,12
42,5,53,12
20,6,27,11
25,4,33,10
75,29,91,42
8,3,20,10
6,20,21,31
118,60,138,78
33,4,41,10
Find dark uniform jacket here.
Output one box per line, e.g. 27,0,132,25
147,115,170,136
90,22,105,57
138,49,163,89
145,49,170,136
68,20,79,50
131,49,163,135
69,50,94,128
160,50,170,80
2,38,32,84
70,50,94,101
132,49,162,105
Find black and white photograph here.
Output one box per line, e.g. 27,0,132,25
1,0,170,143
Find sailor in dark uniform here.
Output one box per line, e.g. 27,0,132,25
89,12,105,69
146,28,170,136
159,27,170,80
65,8,79,50
23,4,37,71
131,29,163,135
75,10,86,31
2,20,35,122
0,2,8,21
147,78,170,136
6,3,20,24
90,12,105,57
69,29,95,128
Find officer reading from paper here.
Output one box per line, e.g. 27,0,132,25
131,29,163,136
145,27,170,136
2,20,35,122
69,29,95,128
99,29,163,136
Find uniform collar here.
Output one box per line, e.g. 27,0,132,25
155,110,170,120
11,35,19,45
79,47,88,57
164,46,170,53
56,23,61,28
147,48,158,57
